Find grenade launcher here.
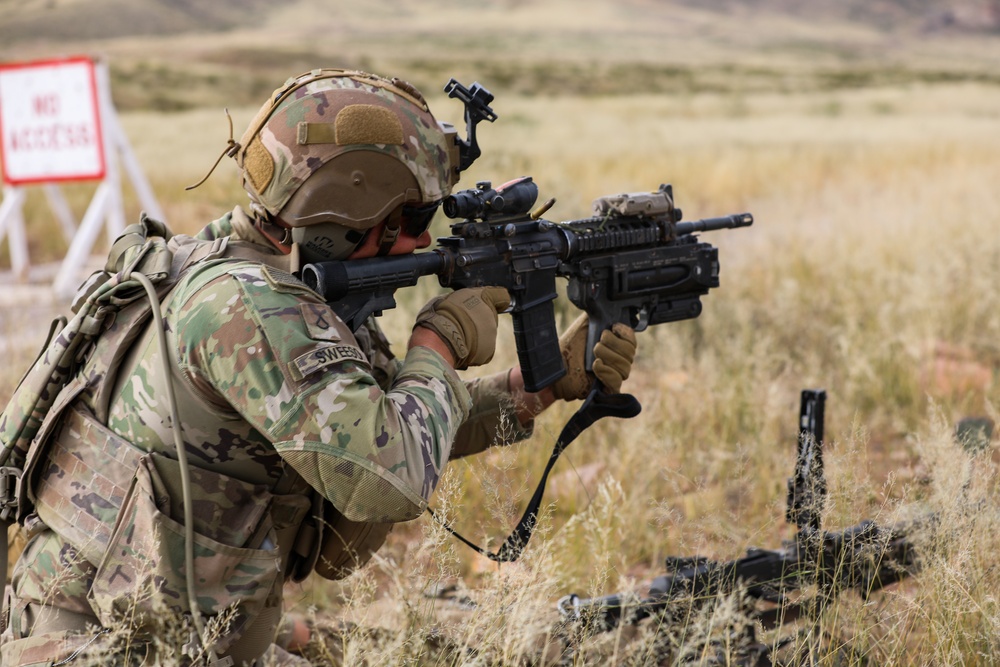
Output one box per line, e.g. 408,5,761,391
301,177,752,393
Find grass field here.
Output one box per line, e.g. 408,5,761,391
2,3,1000,664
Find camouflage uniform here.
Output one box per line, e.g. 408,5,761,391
1,207,529,665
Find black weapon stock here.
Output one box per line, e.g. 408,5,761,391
301,178,752,393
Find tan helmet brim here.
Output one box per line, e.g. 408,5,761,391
277,151,421,231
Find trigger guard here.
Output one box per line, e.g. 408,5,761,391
634,305,651,332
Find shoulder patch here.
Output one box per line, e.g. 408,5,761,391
291,343,371,380
300,303,342,342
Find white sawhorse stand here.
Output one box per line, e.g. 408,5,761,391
0,60,163,299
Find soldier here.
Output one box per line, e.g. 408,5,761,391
0,69,637,665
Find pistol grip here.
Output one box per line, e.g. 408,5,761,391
512,301,565,393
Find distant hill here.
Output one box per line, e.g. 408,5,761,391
674,0,1000,32
0,0,274,43
1,0,996,112
2,0,997,46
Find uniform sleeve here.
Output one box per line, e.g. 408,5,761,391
353,322,532,458
170,264,472,523
449,370,534,459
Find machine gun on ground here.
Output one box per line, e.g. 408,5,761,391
557,390,926,665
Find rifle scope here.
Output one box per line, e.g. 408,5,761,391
443,177,539,220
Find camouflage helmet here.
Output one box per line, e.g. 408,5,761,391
236,69,460,260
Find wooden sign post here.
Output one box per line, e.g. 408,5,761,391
0,56,164,297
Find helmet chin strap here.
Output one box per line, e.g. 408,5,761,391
375,207,404,256
253,216,295,254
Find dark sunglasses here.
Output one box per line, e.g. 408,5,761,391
401,201,441,237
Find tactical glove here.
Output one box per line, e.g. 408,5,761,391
414,287,511,369
551,314,637,400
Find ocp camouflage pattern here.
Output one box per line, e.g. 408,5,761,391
3,207,534,664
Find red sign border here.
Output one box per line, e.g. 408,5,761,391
0,55,107,186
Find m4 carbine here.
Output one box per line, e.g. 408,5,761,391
302,177,752,393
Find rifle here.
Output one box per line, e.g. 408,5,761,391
302,177,752,393
302,179,751,561
301,82,752,562
557,389,924,664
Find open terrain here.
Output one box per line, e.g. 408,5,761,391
2,1,1000,664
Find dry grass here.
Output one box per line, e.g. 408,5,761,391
3,17,1000,664
290,82,1000,664
294,81,1000,664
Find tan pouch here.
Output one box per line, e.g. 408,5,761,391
88,453,281,651
314,499,392,580
32,403,142,565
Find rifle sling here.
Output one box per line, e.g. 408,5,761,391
429,384,641,563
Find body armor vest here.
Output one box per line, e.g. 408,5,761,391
1,212,395,661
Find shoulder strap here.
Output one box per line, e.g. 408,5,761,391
86,236,234,422
430,386,641,562
0,215,172,471
0,217,239,518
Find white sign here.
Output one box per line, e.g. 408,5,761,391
0,57,106,185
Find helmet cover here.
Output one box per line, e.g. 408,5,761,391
236,69,459,234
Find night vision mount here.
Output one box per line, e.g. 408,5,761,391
444,78,497,172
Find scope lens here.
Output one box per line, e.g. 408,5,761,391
443,191,481,219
